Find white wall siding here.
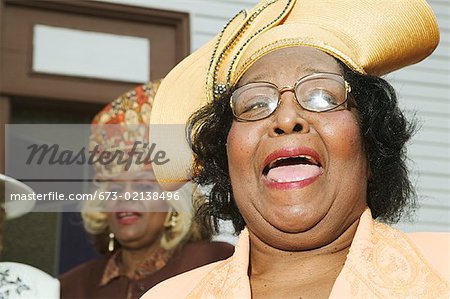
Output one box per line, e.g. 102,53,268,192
96,0,256,50
96,0,449,232
393,0,450,232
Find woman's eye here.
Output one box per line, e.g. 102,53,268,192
108,183,124,193
240,99,273,118
304,89,339,108
243,100,269,112
241,93,274,111
132,183,153,192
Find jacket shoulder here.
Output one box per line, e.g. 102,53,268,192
59,258,107,280
406,232,450,281
141,260,225,298
59,258,107,298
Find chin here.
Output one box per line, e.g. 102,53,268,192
264,204,326,233
257,227,329,251
115,228,145,241
256,223,336,251
245,206,340,251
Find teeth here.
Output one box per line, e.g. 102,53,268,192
262,154,321,177
268,155,317,169
118,212,136,218
302,155,318,165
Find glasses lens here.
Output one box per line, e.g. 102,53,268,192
231,83,278,121
295,74,347,112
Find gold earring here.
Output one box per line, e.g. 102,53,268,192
163,211,179,243
164,211,178,228
169,211,179,228
108,232,115,252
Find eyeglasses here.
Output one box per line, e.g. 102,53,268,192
230,72,351,121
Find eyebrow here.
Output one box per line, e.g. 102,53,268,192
242,66,328,84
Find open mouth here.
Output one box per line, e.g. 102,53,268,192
115,211,142,224
116,211,142,218
263,154,323,183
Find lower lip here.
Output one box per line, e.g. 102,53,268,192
262,173,322,190
115,213,141,225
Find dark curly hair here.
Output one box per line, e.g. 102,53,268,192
188,62,417,234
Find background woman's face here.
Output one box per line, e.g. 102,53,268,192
105,170,168,250
227,46,369,250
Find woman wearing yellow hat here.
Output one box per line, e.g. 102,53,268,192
143,0,449,298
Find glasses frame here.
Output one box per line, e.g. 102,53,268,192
230,72,352,122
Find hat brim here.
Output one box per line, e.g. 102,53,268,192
150,40,216,191
1,174,35,219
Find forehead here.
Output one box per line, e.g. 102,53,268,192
104,169,155,181
238,46,342,86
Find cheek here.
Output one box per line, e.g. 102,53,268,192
147,213,166,230
227,124,246,155
320,112,366,169
227,123,264,195
106,213,114,227
321,111,368,180
227,123,256,172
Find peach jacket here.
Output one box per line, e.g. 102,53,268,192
142,210,449,298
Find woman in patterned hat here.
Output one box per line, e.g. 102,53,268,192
142,0,449,298
59,81,233,299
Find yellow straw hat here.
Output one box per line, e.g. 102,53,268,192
150,0,439,190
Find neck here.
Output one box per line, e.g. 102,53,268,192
249,219,359,298
120,242,163,278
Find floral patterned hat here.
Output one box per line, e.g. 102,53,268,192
90,80,161,178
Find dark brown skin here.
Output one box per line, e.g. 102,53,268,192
226,47,369,298
249,220,358,298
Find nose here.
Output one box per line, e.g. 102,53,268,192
123,182,133,193
269,91,310,136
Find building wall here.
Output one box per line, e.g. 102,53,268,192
389,0,449,232
97,0,449,232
